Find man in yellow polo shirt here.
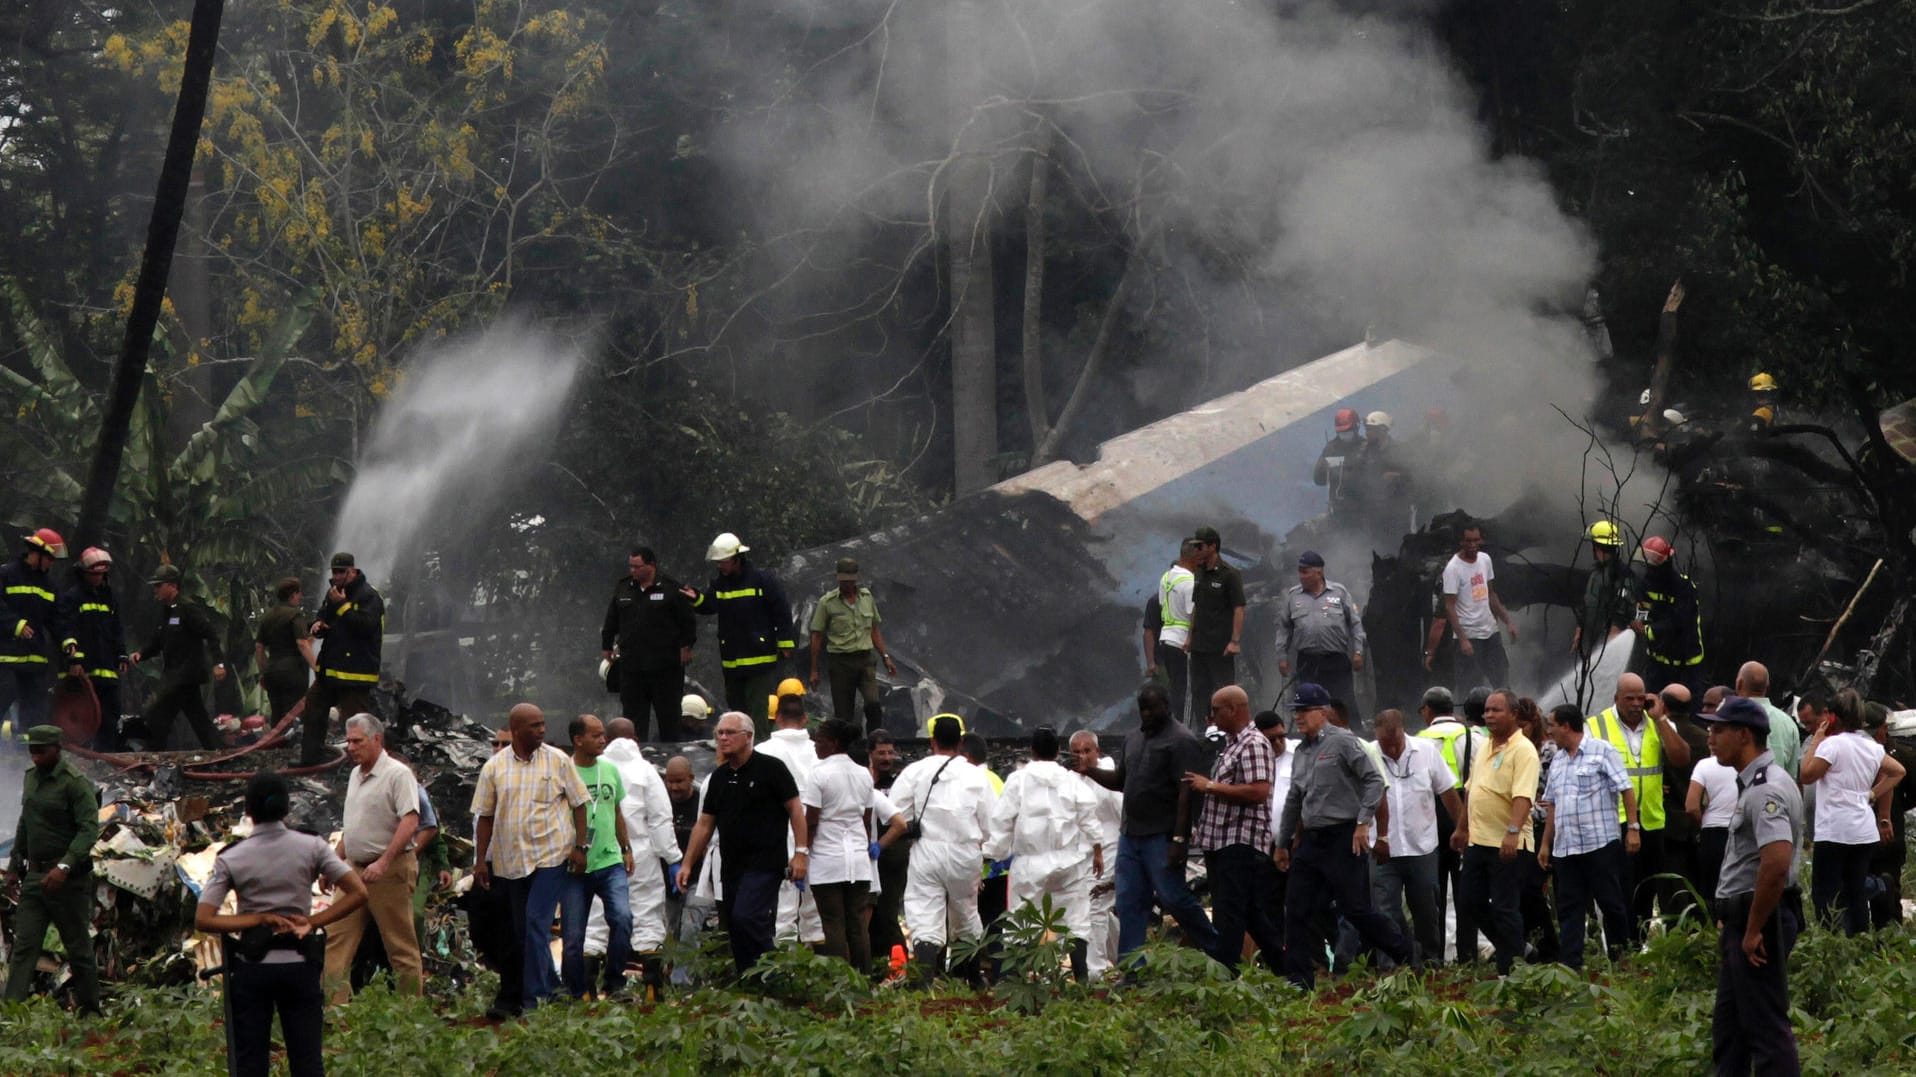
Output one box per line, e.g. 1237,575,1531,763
1450,688,1539,976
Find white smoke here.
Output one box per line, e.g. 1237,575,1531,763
330,320,587,585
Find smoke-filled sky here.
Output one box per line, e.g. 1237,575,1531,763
681,0,1597,467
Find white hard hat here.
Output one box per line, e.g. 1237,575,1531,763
705,532,749,560
681,694,713,719
598,658,612,681
1662,408,1687,426
1364,410,1392,429
1639,388,1653,406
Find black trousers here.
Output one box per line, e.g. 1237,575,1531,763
299,677,374,765
718,870,781,976
826,650,884,733
1282,824,1409,989
1519,852,1558,963
1157,646,1189,726
90,679,125,753
1623,825,1667,932
722,665,781,740
1698,828,1729,915
1455,634,1508,693
1187,652,1236,729
869,838,911,959
463,864,524,1015
1207,844,1285,973
145,681,219,750
1432,800,1476,963
1810,840,1875,935
1713,904,1800,1076
1295,651,1354,712
1554,842,1632,968
0,664,52,729
1459,845,1524,974
228,959,325,1077
261,668,309,725
619,662,686,741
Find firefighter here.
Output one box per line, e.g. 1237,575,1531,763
1633,536,1705,696
1746,372,1780,431
300,552,385,765
1312,408,1364,514
1350,411,1408,515
0,528,66,733
1572,521,1635,666
128,565,224,750
54,547,128,751
685,533,796,738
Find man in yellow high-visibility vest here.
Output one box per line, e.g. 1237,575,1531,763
1586,672,1692,936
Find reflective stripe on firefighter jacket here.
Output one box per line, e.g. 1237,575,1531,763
1587,706,1665,830
690,559,796,669
0,556,57,665
315,574,384,684
1639,565,1704,667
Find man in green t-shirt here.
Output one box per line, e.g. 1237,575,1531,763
560,714,635,998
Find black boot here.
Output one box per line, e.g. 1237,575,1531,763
1070,939,1090,984
638,953,665,1003
911,941,944,986
582,955,603,998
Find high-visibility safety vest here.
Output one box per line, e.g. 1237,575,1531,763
1158,567,1192,631
1418,721,1473,790
1588,706,1664,830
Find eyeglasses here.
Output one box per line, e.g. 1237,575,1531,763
715,728,749,737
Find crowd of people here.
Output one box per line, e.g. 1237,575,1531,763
3,510,1912,1077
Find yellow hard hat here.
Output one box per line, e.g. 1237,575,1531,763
926,712,966,738
1748,372,1777,393
768,677,807,719
1587,520,1622,547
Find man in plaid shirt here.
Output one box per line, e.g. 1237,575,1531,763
1184,685,1286,972
1537,703,1642,968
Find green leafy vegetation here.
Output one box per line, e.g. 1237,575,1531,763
9,919,1916,1075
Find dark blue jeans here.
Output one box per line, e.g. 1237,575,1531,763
1283,823,1410,989
1205,843,1284,972
509,864,568,1007
561,863,631,996
1553,841,1632,968
718,869,782,975
1115,833,1217,959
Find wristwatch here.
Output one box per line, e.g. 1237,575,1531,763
56,862,71,873
1626,823,1642,831
1504,825,1521,835
574,843,590,851
794,846,810,856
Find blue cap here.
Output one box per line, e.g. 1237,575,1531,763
1297,550,1325,569
1293,682,1332,709
1699,695,1769,732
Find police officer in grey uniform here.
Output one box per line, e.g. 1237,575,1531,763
196,772,368,1077
1272,551,1366,710
1699,696,1804,1077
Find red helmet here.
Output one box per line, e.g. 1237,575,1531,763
23,528,67,559
1333,408,1359,432
1641,536,1674,564
241,714,267,732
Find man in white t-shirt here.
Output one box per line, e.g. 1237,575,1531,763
1368,709,1463,968
1425,522,1517,691
1153,539,1202,724
755,693,824,945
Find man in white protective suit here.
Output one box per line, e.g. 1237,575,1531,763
754,692,825,946
1068,730,1124,976
888,714,994,984
986,726,1105,981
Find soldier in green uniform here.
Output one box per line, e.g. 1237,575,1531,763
3,725,101,1013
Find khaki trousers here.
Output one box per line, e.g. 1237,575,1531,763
322,848,423,1003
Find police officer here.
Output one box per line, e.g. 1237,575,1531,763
600,545,697,741
1274,682,1411,990
0,528,66,731
3,725,100,1013
196,771,368,1077
129,565,223,750
301,553,384,766
1272,551,1366,709
1699,695,1804,1076
55,547,129,751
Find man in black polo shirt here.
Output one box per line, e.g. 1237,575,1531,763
676,712,810,975
1187,526,1246,728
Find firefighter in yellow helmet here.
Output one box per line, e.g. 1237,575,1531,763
1747,372,1779,431
1573,521,1635,664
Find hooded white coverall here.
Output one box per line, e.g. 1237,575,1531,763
889,753,994,948
984,759,1102,938
755,727,825,943
585,737,684,955
1081,759,1124,972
